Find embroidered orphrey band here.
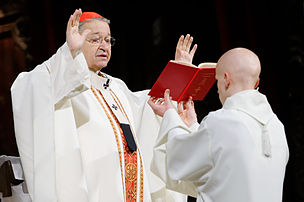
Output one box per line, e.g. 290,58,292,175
91,87,144,202
91,88,126,199
110,89,144,200
110,89,144,202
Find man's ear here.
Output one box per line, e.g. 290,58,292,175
254,78,260,89
224,72,231,89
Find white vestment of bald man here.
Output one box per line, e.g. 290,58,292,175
11,43,186,202
151,89,289,202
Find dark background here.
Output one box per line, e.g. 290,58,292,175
0,0,303,201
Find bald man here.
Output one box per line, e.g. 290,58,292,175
148,48,289,202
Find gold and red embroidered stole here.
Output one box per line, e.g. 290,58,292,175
91,87,143,202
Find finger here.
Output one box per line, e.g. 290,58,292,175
148,100,161,114
73,10,82,28
190,44,198,57
189,96,194,104
177,101,183,113
76,8,82,20
70,9,81,28
149,97,157,104
152,97,159,104
164,89,171,103
75,9,82,26
185,36,194,53
183,101,187,109
185,96,194,109
70,9,78,27
156,98,164,104
148,98,154,107
183,34,190,50
67,15,73,31
176,35,184,50
148,97,159,107
148,97,155,102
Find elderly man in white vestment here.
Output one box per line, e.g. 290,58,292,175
148,48,289,202
10,9,198,202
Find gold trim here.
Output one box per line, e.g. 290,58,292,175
91,88,126,200
110,90,144,202
96,88,142,201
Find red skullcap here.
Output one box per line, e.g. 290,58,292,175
79,12,104,23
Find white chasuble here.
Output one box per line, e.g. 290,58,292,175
11,43,186,202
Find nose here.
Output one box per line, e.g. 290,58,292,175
98,43,111,52
98,40,107,49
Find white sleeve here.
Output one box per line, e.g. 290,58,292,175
45,42,90,104
165,110,213,183
151,108,200,197
10,43,90,202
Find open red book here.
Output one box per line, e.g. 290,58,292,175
148,60,216,102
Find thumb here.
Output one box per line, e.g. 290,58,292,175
177,101,183,114
185,96,193,109
164,89,171,103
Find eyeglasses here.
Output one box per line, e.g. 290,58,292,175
86,36,116,46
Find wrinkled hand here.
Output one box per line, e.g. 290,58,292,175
66,9,91,58
175,34,197,64
177,97,197,127
148,89,174,117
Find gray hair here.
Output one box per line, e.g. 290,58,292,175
79,17,110,33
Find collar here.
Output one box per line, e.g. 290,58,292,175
90,71,112,90
223,90,273,125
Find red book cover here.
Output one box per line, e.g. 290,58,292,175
148,60,216,102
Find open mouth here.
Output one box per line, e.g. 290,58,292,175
96,50,107,59
97,53,107,58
